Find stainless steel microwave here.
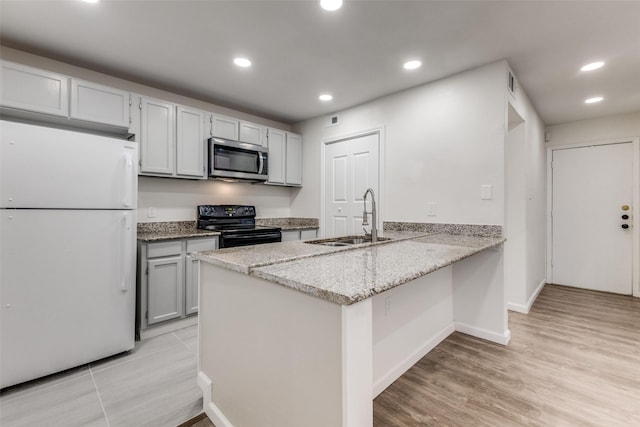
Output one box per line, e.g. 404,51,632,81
208,137,268,182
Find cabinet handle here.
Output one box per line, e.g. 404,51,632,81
622,224,630,229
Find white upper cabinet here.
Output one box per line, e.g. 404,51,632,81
265,128,302,187
176,106,206,178
70,79,129,128
210,113,239,140
140,97,175,176
1,60,69,117
266,128,286,185
239,120,264,146
285,132,303,186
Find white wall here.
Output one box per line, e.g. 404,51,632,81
138,177,291,222
0,47,293,223
504,77,547,312
546,111,640,146
292,61,509,226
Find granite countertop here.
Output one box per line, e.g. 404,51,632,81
137,221,220,242
255,217,319,231
194,230,428,274
195,231,504,305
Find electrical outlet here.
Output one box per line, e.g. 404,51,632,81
147,207,156,218
481,185,493,200
427,202,437,216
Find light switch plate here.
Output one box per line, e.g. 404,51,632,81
427,202,437,216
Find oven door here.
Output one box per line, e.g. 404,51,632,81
220,231,282,248
209,138,268,181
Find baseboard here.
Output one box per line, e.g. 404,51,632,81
372,322,455,398
198,371,235,427
139,315,198,341
507,280,546,314
455,322,511,345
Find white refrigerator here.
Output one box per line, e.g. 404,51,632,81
0,120,137,388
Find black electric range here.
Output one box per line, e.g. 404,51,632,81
196,205,281,248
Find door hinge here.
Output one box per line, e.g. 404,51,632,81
145,311,148,319
139,101,142,110
145,267,148,275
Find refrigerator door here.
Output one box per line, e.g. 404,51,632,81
0,209,136,388
0,120,137,209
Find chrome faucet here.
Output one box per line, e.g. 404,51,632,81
362,187,378,242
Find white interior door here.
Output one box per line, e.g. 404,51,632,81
551,142,633,294
324,133,379,238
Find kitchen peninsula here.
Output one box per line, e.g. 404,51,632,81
195,228,508,427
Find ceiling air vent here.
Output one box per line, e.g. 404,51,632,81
507,71,516,95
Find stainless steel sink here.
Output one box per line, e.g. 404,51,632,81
305,235,391,246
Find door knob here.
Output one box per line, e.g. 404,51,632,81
621,224,629,229
622,214,629,220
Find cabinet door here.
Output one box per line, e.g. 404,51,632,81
70,79,129,128
176,106,206,178
147,256,184,325
0,61,69,117
239,121,264,146
140,97,175,175
281,230,300,242
185,255,199,316
266,128,286,184
300,229,318,240
210,113,239,140
285,132,303,185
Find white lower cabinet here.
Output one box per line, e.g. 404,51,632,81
281,229,318,241
138,236,218,336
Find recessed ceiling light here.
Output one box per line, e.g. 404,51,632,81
320,0,343,11
81,0,99,3
581,61,605,72
319,94,333,101
585,96,604,104
403,60,422,70
233,57,251,68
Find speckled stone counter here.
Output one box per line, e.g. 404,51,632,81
255,217,319,231
195,232,504,304
252,234,504,305
194,230,427,274
137,221,220,241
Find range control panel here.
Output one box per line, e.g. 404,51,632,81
197,205,256,219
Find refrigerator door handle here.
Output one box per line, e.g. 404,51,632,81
122,153,134,208
120,213,132,292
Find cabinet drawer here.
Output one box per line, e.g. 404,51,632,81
147,240,182,258
186,238,217,254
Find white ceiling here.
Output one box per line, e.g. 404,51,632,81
1,0,639,125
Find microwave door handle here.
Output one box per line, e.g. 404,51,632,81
258,153,265,175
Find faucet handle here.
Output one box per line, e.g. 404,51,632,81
363,227,371,237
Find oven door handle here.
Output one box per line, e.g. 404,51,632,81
224,233,280,240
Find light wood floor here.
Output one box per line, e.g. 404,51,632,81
187,284,640,427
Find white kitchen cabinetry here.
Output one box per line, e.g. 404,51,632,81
286,132,303,185
176,106,206,178
70,79,130,128
265,129,303,186
239,120,264,146
281,229,318,241
147,254,184,325
1,60,69,117
1,61,131,132
136,96,207,179
138,236,218,338
266,128,286,184
209,113,239,140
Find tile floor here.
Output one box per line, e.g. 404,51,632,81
0,325,203,427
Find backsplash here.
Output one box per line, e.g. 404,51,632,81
137,221,196,234
255,217,319,228
383,222,502,238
